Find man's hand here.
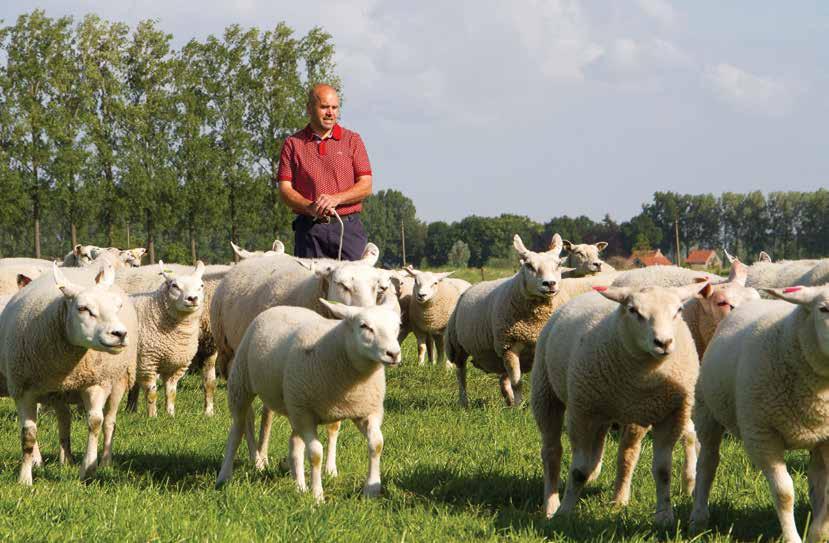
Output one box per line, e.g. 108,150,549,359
314,193,342,216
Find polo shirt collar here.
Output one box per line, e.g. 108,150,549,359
305,123,342,141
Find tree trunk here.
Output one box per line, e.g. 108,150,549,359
33,190,41,259
126,221,131,248
270,159,280,238
105,163,115,246
71,223,78,248
146,208,155,264
189,222,197,264
229,185,239,263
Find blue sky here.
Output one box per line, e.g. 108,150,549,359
2,1,827,223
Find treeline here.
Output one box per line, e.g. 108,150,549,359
363,189,829,268
2,12,827,267
0,10,337,262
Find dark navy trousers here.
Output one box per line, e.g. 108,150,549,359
292,213,368,261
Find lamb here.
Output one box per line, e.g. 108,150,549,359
0,263,138,484
117,262,231,416
230,240,285,260
216,300,401,502
690,285,829,543
128,261,205,417
445,234,572,407
404,266,470,366
562,240,615,277
531,282,707,526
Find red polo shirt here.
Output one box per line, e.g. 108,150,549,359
276,123,372,215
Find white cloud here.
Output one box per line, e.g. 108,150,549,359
635,0,677,28
705,63,798,116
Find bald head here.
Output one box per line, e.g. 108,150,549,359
306,83,340,135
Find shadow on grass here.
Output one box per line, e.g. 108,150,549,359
111,451,220,489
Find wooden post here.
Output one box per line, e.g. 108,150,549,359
675,218,681,266
401,220,407,267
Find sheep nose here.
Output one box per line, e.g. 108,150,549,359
593,262,602,270
387,349,401,362
111,329,127,340
186,296,198,304
654,338,673,350
542,280,557,289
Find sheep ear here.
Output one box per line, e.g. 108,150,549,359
403,265,417,278
73,244,83,256
559,266,576,274
548,233,563,257
758,251,772,263
727,259,748,286
722,248,736,264
763,286,819,306
271,240,285,254
134,248,147,258
562,240,573,252
675,281,711,303
158,260,172,282
53,263,81,298
437,271,455,281
319,299,359,320
95,264,115,287
193,260,205,278
693,277,715,299
596,241,608,252
230,241,252,260
594,286,631,304
513,235,531,259
360,243,380,266
16,274,32,289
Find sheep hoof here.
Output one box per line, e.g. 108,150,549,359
18,471,33,486
688,510,709,535
204,407,214,417
254,454,268,472
325,465,338,478
362,482,381,498
655,508,675,528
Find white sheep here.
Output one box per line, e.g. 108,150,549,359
0,264,138,484
0,264,45,296
532,282,707,526
562,240,615,277
216,300,401,503
230,239,285,260
63,244,102,267
799,259,829,287
117,262,230,416
404,266,470,367
129,261,205,417
612,265,724,288
690,284,829,543
445,234,572,407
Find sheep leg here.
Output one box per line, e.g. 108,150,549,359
325,421,341,477
433,333,450,369
145,378,159,418
454,354,470,408
55,399,74,465
15,391,39,486
296,419,324,502
216,395,252,487
587,423,610,483
164,367,188,417
244,409,261,469
680,420,699,495
125,383,140,413
559,415,604,515
79,385,108,480
498,373,515,406
101,377,127,468
612,424,648,507
414,330,428,365
747,440,800,543
256,406,275,468
502,344,525,406
355,413,384,497
807,443,829,542
651,418,681,528
530,371,565,518
689,403,725,535
426,334,436,365
288,432,306,491
202,352,217,416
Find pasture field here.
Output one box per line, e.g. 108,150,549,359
0,265,812,542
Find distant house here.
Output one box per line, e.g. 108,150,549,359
685,249,722,270
629,249,673,268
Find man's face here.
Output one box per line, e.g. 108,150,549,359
308,89,339,132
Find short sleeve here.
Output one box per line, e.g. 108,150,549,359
276,139,294,182
352,134,372,177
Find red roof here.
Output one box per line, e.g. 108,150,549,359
685,249,717,265
630,250,672,266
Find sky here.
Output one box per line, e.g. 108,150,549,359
2,1,827,224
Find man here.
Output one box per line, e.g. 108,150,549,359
276,83,372,260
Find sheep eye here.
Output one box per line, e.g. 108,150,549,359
360,323,373,332
338,282,351,292
628,307,643,320
820,307,829,314
78,306,89,313
524,262,536,272
717,301,729,307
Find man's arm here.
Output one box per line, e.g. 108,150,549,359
314,175,372,216
278,181,315,216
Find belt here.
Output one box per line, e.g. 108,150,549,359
297,212,360,225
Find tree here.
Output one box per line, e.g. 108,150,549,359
447,240,470,268
362,189,425,266
425,221,454,266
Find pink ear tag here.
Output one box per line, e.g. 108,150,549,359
593,286,608,292
783,287,802,293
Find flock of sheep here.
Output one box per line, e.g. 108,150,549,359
0,237,828,542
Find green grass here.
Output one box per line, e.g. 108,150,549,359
0,335,814,542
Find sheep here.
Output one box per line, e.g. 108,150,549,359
531,282,707,526
612,265,724,289
117,262,231,416
230,239,285,260
404,266,470,367
689,285,829,543
63,244,102,267
0,264,46,296
445,234,572,407
562,240,616,277
0,263,138,484
730,251,821,292
799,259,829,287
216,300,401,502
128,261,205,417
